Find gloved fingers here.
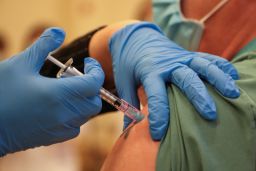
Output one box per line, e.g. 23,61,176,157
47,124,80,144
197,52,239,80
21,27,65,72
189,57,240,98
28,124,80,148
170,65,217,120
56,58,104,97
142,76,169,141
66,95,102,127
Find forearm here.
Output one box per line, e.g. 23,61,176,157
89,20,140,89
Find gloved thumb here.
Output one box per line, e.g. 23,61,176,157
22,27,65,72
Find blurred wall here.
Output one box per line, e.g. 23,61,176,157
0,0,144,58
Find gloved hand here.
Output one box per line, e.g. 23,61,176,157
109,22,240,140
0,28,104,156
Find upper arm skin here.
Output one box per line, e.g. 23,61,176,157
101,87,159,171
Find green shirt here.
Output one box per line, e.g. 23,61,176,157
156,40,256,171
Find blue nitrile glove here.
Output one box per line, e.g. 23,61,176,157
109,22,240,140
0,28,104,156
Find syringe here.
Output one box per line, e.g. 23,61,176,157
46,55,144,123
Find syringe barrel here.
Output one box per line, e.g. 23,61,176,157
100,88,119,106
100,88,144,122
118,99,144,122
47,56,144,123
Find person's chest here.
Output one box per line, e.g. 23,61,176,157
181,0,256,59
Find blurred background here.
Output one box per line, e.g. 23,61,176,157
0,0,151,170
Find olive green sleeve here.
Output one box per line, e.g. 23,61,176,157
156,44,256,171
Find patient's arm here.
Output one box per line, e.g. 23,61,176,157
88,20,256,171
101,48,256,170
101,87,159,171
88,23,161,170
89,24,161,169
101,56,256,171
